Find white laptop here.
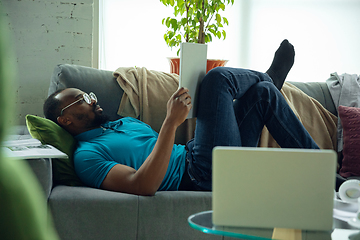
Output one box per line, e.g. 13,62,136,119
212,146,337,231
178,42,207,118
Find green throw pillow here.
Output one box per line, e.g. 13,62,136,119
25,114,83,186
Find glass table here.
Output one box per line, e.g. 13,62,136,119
188,210,357,240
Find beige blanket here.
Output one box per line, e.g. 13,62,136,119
113,67,337,150
259,82,338,150
113,67,179,133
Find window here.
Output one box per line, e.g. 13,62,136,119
98,0,240,72
99,0,360,82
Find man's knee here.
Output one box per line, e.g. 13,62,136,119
202,67,234,88
254,81,280,98
256,81,275,89
205,67,227,80
208,66,228,74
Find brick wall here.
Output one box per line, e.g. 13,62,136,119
1,0,95,125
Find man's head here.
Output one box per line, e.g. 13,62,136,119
43,88,109,136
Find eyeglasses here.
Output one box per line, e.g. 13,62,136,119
60,92,97,115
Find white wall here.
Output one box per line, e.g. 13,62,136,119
1,0,96,125
246,0,360,83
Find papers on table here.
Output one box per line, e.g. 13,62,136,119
1,137,68,159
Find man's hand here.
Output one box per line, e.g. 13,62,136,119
165,87,192,127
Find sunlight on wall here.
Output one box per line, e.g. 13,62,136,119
99,0,360,82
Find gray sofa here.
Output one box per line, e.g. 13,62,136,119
18,64,345,240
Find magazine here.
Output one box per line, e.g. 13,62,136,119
178,42,208,118
1,137,68,159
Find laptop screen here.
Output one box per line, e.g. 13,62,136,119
212,146,336,231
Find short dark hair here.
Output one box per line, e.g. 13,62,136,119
43,89,65,124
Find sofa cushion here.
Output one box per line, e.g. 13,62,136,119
137,191,214,240
25,114,83,186
338,105,360,177
49,186,139,240
49,64,124,121
49,187,216,240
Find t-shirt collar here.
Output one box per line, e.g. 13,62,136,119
75,127,104,141
74,119,123,141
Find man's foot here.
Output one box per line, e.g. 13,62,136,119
266,39,295,90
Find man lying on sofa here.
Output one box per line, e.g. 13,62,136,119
43,40,319,196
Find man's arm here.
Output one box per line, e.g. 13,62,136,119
100,87,192,196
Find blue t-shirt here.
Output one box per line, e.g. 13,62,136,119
73,117,187,191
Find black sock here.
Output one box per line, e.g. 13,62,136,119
266,39,295,90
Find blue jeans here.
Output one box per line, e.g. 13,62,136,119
186,67,319,191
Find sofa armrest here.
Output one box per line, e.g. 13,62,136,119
7,129,53,199
26,158,53,199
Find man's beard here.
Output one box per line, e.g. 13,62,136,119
92,104,110,126
93,112,110,126
75,104,110,129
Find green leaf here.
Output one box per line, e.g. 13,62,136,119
165,17,171,28
205,34,212,43
170,18,178,29
216,31,221,39
219,3,225,11
223,17,229,25
209,28,216,35
209,24,218,31
216,13,221,24
179,7,186,15
169,38,176,47
180,17,187,25
192,20,197,28
177,0,184,7
197,11,201,20
222,30,226,39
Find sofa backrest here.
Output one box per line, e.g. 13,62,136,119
48,64,124,121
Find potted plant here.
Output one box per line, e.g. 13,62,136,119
160,0,234,74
